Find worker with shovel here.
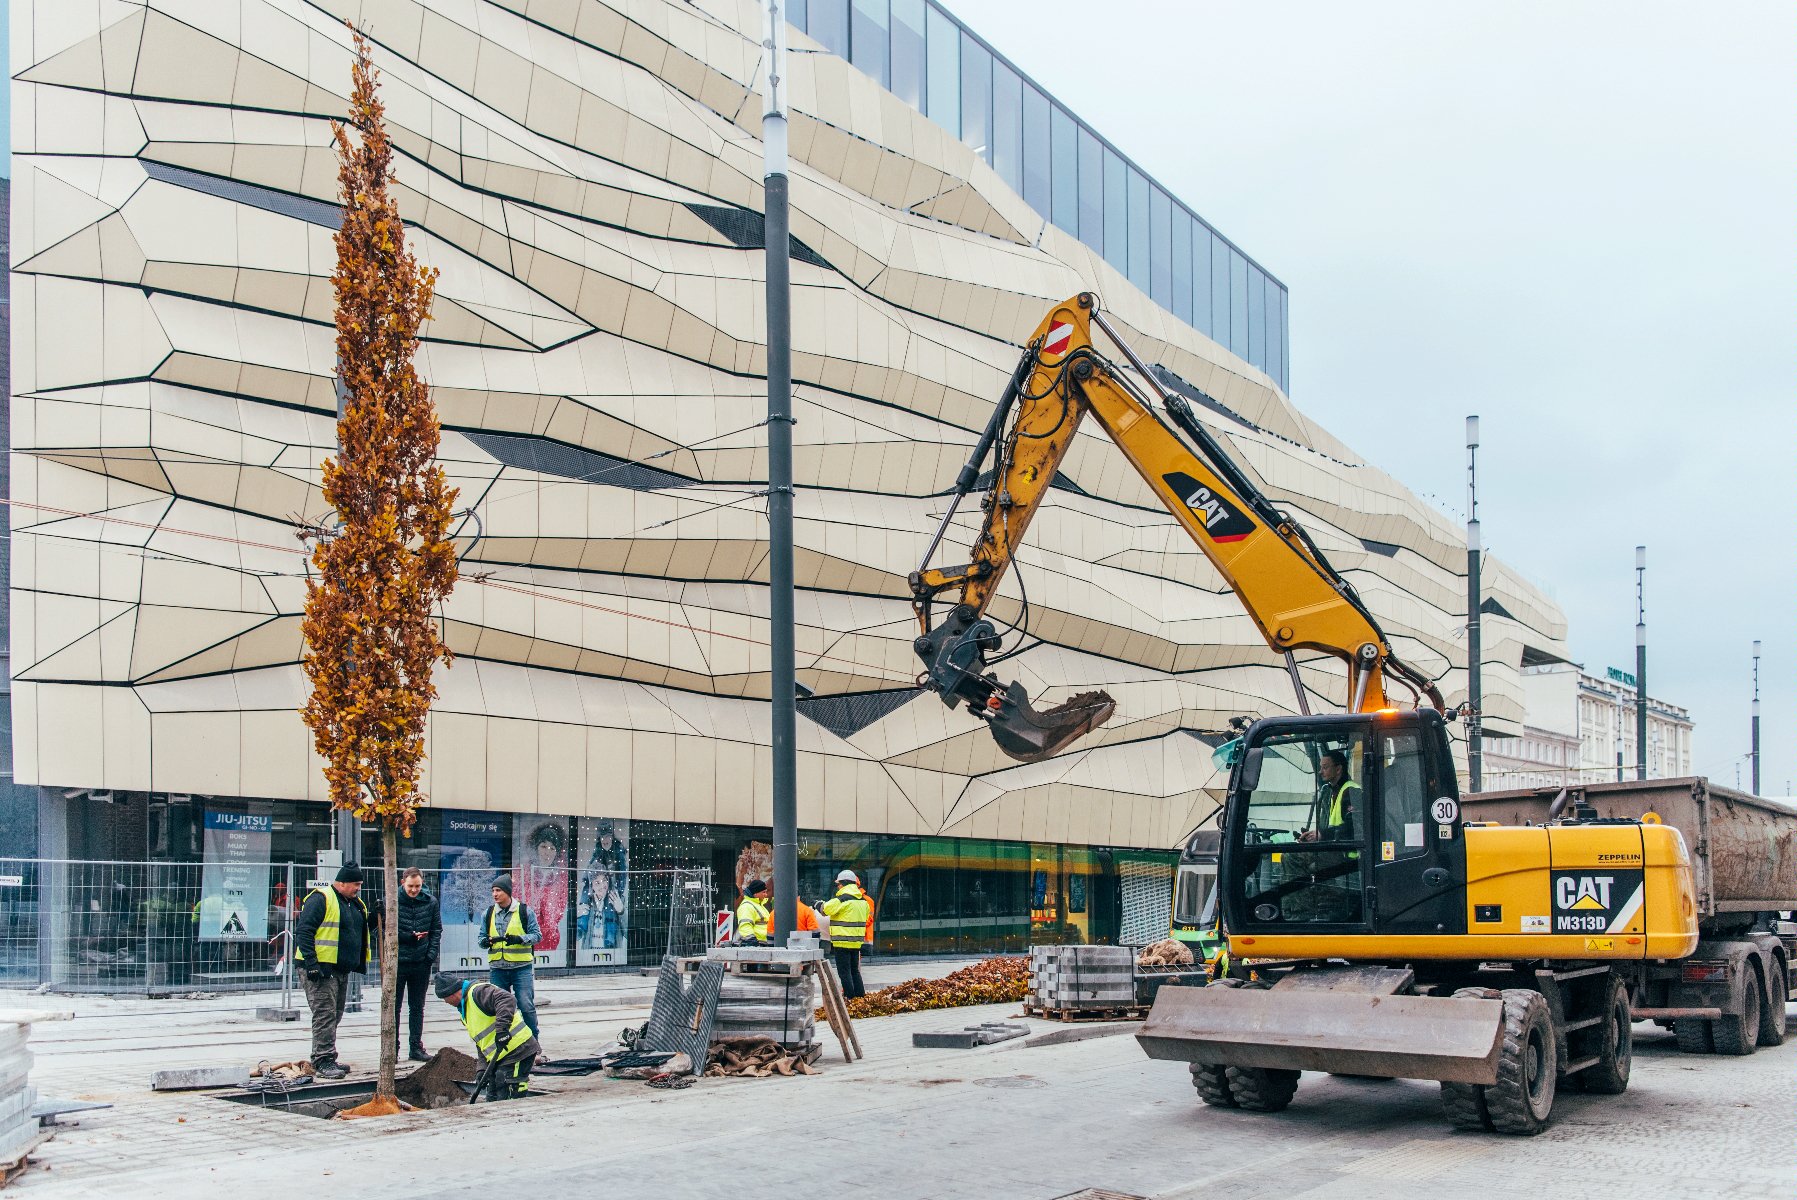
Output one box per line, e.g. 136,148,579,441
435,974,540,1101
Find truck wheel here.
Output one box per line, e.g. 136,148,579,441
1440,987,1497,1130
1225,1065,1300,1112
1190,1063,1236,1108
1673,1018,1714,1054
1756,959,1787,1048
1580,975,1632,1095
1712,966,1760,1056
1483,990,1557,1135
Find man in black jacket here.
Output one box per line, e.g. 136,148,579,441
293,864,369,1080
396,867,443,1061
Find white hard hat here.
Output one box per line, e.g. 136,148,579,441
835,870,859,883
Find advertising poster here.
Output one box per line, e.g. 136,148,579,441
198,809,271,941
439,812,505,968
514,815,571,968
574,817,629,965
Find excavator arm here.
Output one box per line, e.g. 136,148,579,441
910,293,1444,763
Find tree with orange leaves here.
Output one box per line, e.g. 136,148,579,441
301,29,457,1109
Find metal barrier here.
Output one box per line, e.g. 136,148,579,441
0,859,714,995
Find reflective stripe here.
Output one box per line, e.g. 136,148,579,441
736,896,770,942
487,905,532,965
462,990,534,1063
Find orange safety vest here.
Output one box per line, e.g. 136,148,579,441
769,901,822,938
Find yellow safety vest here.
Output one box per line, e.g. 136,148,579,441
1327,780,1361,832
294,886,367,967
486,904,533,966
736,895,770,943
461,987,534,1064
822,886,872,949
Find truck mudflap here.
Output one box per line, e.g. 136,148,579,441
1136,981,1507,1085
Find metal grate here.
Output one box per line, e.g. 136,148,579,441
642,955,725,1074
796,688,920,739
1117,859,1174,947
142,160,339,228
685,202,831,269
462,430,698,491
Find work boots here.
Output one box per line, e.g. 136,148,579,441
408,1043,430,1063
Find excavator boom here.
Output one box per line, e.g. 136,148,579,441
911,294,1443,763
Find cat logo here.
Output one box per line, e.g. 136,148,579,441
1550,869,1645,935
1161,472,1255,543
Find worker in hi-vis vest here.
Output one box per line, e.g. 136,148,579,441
735,879,771,944
436,975,540,1101
821,870,873,1000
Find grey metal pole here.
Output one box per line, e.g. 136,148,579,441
1635,546,1646,781
761,0,799,943
1751,639,1761,795
1465,416,1482,792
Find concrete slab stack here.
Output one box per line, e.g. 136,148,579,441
1027,946,1137,1012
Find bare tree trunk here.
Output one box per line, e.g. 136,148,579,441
378,823,400,1099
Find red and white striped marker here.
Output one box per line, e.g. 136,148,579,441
1043,321,1074,356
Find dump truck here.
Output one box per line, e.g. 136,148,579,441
1461,777,1797,1057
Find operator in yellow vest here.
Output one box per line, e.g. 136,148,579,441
1300,750,1360,843
820,870,873,1000
735,878,772,944
435,975,540,1101
292,864,370,1081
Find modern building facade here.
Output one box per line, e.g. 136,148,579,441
1483,663,1694,790
9,0,1568,968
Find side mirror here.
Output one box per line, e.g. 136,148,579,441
1238,746,1265,792
1546,787,1572,821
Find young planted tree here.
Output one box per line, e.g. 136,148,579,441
301,29,457,1110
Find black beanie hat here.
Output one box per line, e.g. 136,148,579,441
492,873,514,897
335,863,364,884
745,879,768,896
434,974,464,1000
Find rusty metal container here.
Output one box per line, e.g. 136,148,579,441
1462,777,1797,921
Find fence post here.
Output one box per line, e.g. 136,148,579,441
282,863,295,1014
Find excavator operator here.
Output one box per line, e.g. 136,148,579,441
1300,751,1359,843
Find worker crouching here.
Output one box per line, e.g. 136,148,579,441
435,974,540,1101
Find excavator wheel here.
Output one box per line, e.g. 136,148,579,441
1189,1063,1235,1108
1483,990,1557,1135
1224,1066,1300,1112
1439,988,1498,1130
1579,975,1632,1095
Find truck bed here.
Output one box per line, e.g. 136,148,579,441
1462,777,1797,918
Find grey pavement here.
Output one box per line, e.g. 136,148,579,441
5,982,1793,1199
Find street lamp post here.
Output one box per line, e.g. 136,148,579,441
1634,546,1646,781
1751,640,1761,796
1465,416,1481,791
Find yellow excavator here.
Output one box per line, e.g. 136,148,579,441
913,294,1703,1134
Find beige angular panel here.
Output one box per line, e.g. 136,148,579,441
13,0,1567,851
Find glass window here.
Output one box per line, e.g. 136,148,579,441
1210,233,1229,346
1229,247,1248,358
1278,285,1290,391
850,0,890,88
1102,148,1127,273
790,0,809,31
889,0,925,109
1021,83,1051,216
1377,730,1431,860
1236,730,1368,925
810,0,848,56
1077,128,1103,253
959,32,991,160
990,59,1022,192
1267,282,1285,391
1173,861,1216,926
1149,186,1172,309
1171,212,1192,325
1127,167,1150,290
1248,266,1265,369
924,3,959,134
1050,104,1078,235
1192,222,1213,337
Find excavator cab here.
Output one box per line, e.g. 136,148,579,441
1221,710,1467,946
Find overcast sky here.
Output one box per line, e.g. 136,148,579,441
2,5,1788,791
947,0,1794,793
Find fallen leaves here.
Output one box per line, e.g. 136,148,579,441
833,957,1030,1019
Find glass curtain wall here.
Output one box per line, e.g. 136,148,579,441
787,0,1291,391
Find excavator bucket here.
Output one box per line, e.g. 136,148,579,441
987,682,1116,763
1136,977,1506,1085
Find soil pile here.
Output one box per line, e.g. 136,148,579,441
396,1047,480,1109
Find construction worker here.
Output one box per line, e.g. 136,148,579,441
766,890,824,942
292,864,370,1080
435,974,539,1101
821,870,872,1000
481,874,543,1051
735,878,771,944
1300,750,1360,842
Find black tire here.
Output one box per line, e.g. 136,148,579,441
1225,1065,1300,1112
1756,959,1787,1048
1190,1062,1236,1108
1483,989,1557,1135
1440,987,1497,1130
1673,1018,1714,1054
1580,975,1632,1095
1712,966,1760,1056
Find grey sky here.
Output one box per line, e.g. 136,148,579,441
948,0,1794,793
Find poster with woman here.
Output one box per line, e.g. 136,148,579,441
574,818,629,965
513,816,571,967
